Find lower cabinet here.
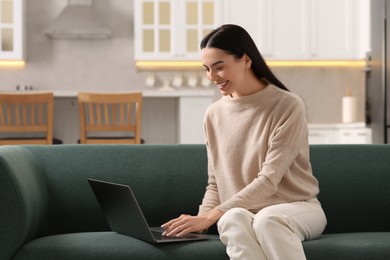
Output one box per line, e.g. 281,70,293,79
336,128,372,144
308,129,337,145
308,124,372,144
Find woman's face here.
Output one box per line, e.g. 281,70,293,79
201,47,250,97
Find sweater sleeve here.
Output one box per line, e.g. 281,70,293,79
216,98,309,212
198,140,221,216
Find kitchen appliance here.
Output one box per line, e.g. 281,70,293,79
44,0,111,39
366,0,390,143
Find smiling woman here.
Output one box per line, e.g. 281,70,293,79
200,25,288,96
162,24,327,260
201,49,254,96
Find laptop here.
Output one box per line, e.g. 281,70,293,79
88,178,209,243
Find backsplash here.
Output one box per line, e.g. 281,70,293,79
272,66,366,124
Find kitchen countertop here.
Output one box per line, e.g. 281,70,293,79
52,89,215,98
308,122,368,129
1,89,215,98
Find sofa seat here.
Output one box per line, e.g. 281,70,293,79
12,232,225,260
303,232,390,260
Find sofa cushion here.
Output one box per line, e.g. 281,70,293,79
309,145,390,234
12,232,228,260
21,145,209,236
303,232,390,260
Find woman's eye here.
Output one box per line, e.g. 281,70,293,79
216,67,223,71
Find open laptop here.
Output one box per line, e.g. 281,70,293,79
88,178,209,243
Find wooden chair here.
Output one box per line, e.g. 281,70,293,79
0,92,54,145
77,92,143,144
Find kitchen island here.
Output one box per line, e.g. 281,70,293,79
52,90,214,144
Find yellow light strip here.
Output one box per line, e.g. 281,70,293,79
136,60,366,70
136,61,203,70
0,60,26,67
267,60,366,67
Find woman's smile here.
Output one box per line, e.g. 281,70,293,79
217,80,229,91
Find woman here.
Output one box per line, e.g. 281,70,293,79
162,24,327,260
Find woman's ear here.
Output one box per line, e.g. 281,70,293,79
243,54,252,68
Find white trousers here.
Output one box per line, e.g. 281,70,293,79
217,199,327,260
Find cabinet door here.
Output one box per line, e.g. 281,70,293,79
0,0,23,60
310,0,356,60
222,0,261,48
259,0,310,60
134,0,221,61
254,0,365,60
308,129,337,144
337,128,372,144
176,0,221,60
134,0,174,60
178,96,212,144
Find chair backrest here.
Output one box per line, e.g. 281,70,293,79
0,92,54,145
77,92,143,144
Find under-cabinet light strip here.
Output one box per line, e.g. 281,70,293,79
136,60,366,70
0,60,26,67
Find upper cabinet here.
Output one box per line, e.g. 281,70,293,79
134,0,370,62
0,0,24,60
223,0,370,60
258,0,311,60
134,0,222,61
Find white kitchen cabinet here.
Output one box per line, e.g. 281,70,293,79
221,0,262,47
308,124,372,144
308,128,337,145
310,0,357,60
0,0,24,60
258,0,311,60
224,0,368,60
178,96,212,144
134,0,222,61
337,128,372,144
259,0,365,60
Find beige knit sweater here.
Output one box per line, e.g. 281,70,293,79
198,84,319,215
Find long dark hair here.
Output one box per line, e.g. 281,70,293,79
200,24,289,91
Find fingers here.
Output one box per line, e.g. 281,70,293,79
165,224,191,237
161,214,186,229
161,215,192,237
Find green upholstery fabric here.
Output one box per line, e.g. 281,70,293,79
0,147,48,260
1,144,389,260
303,233,390,260
12,232,225,260
23,144,209,235
309,145,390,233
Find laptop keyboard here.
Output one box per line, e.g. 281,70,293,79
152,230,184,240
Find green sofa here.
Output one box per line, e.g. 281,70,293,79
1,144,389,260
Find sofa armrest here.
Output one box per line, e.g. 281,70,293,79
0,146,48,260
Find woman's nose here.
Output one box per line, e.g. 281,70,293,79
209,71,218,82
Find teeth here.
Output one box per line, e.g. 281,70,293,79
217,81,228,87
